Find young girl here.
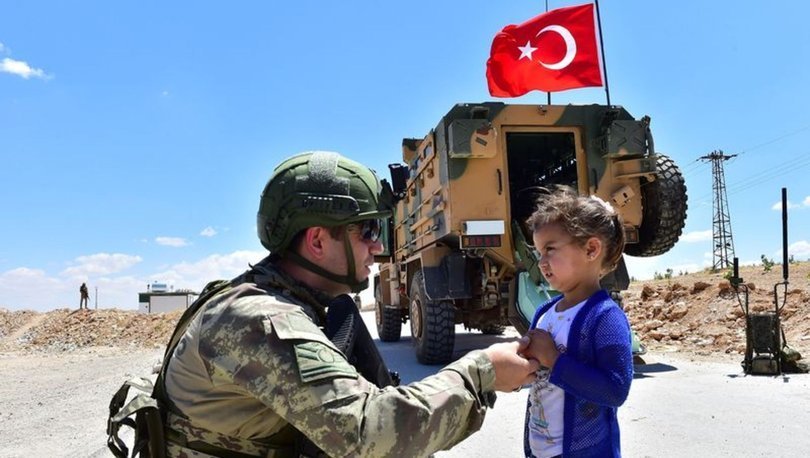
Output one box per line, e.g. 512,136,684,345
521,186,634,458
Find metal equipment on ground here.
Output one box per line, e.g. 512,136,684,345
732,188,791,375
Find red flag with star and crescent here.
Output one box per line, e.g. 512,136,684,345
486,3,603,97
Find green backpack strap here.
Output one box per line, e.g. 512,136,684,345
106,377,162,458
152,279,235,414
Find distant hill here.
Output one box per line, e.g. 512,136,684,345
2,262,808,361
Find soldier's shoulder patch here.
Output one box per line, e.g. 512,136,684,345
265,310,358,384
293,340,358,384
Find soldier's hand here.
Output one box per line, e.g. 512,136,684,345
484,340,540,392
521,329,560,368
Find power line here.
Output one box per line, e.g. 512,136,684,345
680,158,708,176
689,122,810,200
726,153,810,196
736,124,810,157
692,149,810,203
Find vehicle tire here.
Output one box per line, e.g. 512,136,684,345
625,154,688,257
480,324,505,335
375,283,402,342
409,271,455,364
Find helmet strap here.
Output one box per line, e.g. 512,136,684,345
341,231,368,293
284,227,368,294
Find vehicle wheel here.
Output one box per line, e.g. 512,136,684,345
480,324,505,335
410,271,455,364
375,283,402,342
625,154,688,257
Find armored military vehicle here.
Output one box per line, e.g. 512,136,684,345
373,102,687,364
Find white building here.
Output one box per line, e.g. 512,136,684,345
138,282,198,314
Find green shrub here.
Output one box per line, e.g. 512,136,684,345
761,254,774,272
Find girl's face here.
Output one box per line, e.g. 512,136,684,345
532,223,601,296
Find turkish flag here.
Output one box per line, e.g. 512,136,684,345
486,3,603,97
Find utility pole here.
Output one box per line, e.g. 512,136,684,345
700,150,737,270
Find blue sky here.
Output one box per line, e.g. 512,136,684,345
2,1,809,312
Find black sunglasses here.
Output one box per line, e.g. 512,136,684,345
352,219,382,242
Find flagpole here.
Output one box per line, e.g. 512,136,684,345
594,0,611,105
545,0,552,105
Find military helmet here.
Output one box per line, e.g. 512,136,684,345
258,151,392,254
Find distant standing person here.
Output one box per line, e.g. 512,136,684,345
79,282,89,309
520,186,634,458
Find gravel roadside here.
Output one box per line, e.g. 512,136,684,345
0,347,161,458
2,340,808,457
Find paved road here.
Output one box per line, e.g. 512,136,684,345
361,310,810,457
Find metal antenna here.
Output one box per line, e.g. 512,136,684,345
700,150,737,269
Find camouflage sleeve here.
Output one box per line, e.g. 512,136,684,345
203,301,496,457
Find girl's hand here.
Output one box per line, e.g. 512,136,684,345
484,341,541,391
522,329,560,368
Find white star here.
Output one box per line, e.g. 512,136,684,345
518,40,537,60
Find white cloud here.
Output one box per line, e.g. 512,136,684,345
155,236,189,247
788,240,810,259
0,250,267,312
60,253,142,278
681,230,713,243
0,42,5,53
0,267,70,310
1,267,49,280
200,226,217,237
625,252,713,281
623,256,660,280
777,196,810,209
161,90,169,96
151,250,265,291
1,57,50,80
771,200,801,211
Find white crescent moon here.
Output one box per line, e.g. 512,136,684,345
535,25,577,70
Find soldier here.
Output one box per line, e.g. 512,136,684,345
79,282,89,309
161,151,539,457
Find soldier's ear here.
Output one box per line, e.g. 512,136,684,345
302,227,329,259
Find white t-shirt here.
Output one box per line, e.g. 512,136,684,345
528,299,586,458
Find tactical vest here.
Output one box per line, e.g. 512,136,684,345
107,273,398,458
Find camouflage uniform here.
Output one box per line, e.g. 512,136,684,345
164,257,497,458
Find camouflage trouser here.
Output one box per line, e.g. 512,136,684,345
166,413,299,458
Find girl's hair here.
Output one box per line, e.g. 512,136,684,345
526,185,626,272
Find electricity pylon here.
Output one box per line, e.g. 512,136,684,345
700,150,736,270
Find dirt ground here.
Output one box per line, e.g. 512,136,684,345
0,347,162,457
0,262,808,457
622,261,810,359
